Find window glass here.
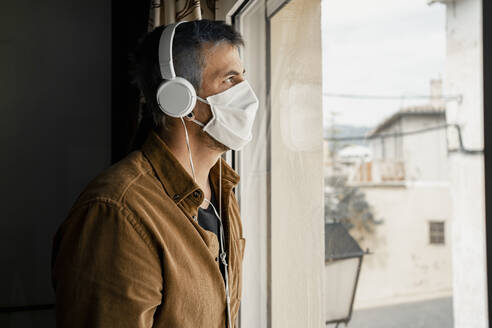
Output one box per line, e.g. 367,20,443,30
429,221,445,245
270,0,325,326
322,0,486,327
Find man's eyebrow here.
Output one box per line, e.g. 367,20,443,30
221,69,246,77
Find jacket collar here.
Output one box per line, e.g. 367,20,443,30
142,130,240,206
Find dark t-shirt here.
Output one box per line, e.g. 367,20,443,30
197,186,226,284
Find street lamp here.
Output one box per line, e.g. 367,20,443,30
325,222,366,327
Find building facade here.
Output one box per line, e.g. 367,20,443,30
339,82,454,310
432,0,489,327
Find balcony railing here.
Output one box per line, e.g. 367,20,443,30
350,160,406,183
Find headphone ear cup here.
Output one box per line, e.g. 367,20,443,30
156,77,197,118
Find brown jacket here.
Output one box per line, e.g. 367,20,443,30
51,131,245,327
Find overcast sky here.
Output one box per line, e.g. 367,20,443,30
321,0,446,128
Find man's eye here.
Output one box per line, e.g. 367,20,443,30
224,76,234,83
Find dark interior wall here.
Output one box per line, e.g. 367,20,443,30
0,0,111,326
112,0,150,162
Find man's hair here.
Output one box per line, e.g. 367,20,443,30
130,20,244,131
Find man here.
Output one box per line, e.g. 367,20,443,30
51,20,258,328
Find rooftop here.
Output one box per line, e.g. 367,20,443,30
366,105,445,138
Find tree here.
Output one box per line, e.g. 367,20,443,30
325,175,383,237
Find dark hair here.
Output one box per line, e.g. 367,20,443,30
129,19,244,144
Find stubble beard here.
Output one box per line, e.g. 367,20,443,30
198,128,229,153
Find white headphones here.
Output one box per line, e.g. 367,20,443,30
156,21,197,118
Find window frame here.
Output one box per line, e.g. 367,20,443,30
482,1,492,324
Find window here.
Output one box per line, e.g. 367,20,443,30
233,0,325,326
321,0,488,327
429,221,445,245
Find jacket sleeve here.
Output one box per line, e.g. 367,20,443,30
52,199,162,328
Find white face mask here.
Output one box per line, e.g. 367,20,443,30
190,80,259,151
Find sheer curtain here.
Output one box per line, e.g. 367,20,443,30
149,0,215,28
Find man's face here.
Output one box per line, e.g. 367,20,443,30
194,42,245,151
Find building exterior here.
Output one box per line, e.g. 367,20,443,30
430,0,489,327
365,105,447,183
361,80,448,184
323,0,488,324
336,81,454,310
349,184,453,309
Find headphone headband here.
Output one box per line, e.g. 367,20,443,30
158,21,187,80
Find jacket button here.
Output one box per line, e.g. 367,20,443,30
173,194,180,201
215,257,218,262
193,191,200,198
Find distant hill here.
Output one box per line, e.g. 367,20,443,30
324,124,372,147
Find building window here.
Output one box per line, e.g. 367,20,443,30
429,221,445,245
